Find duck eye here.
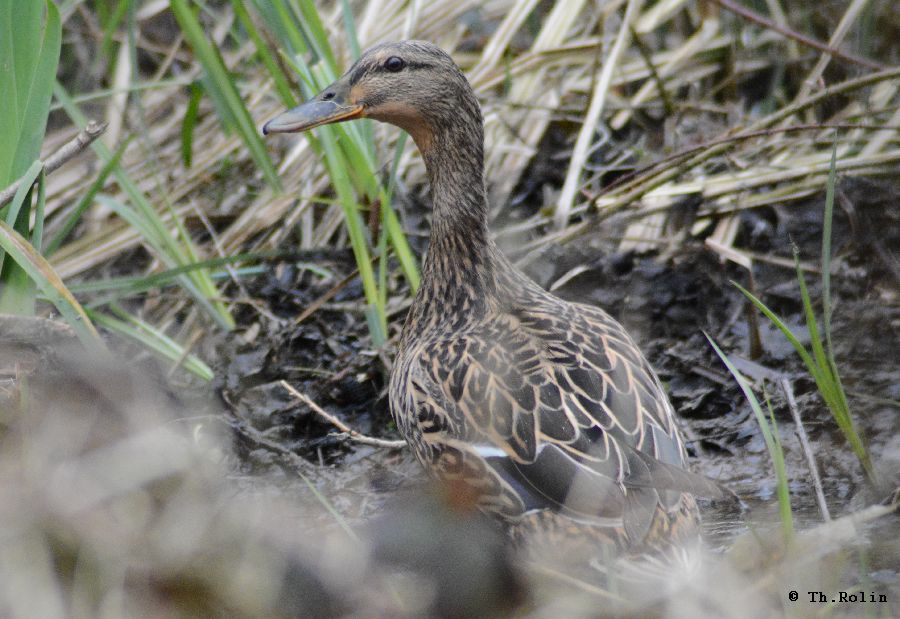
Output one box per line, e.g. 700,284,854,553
384,56,405,72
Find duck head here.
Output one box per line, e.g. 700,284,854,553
262,40,481,155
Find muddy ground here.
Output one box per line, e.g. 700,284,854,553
214,162,900,574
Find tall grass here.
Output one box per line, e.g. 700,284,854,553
735,143,875,484
0,0,218,377
170,0,281,191
0,0,60,317
247,0,420,345
3,0,423,375
167,0,421,346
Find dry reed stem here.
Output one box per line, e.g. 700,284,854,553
792,0,873,104
555,0,641,228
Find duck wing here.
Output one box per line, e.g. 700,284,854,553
403,301,723,538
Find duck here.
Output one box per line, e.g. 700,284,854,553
263,40,724,556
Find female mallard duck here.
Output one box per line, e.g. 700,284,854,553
264,41,723,554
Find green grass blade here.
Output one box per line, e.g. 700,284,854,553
340,0,362,60
31,167,46,251
384,133,420,291
169,0,281,190
792,252,856,468
48,77,194,111
94,195,232,327
736,274,873,481
65,251,323,297
735,141,875,484
793,252,833,396
181,81,203,168
376,222,389,322
54,82,235,331
765,393,794,536
0,218,101,346
0,0,61,185
0,160,43,313
251,0,309,59
822,139,837,352
707,333,793,542
816,141,872,479
44,138,130,255
89,306,213,381
293,0,337,70
0,0,59,315
2,160,42,226
317,128,386,343
231,0,297,107
159,197,236,330
98,0,128,62
1,167,50,315
733,281,819,375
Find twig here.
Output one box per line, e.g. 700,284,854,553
280,380,406,450
0,121,108,208
710,0,885,71
292,267,358,326
781,378,831,522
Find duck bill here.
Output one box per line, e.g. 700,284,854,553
262,100,364,135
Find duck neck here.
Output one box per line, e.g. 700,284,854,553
413,121,499,322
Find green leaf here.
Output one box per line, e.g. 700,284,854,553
181,81,203,168
706,333,793,542
0,0,61,185
89,306,213,382
0,0,60,316
0,218,101,346
0,160,43,313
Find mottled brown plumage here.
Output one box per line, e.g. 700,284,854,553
264,40,723,554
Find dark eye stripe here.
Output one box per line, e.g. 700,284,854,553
348,59,433,85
